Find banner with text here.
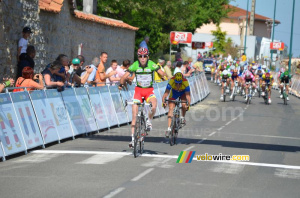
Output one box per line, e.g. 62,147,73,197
61,89,86,135
87,87,109,130
98,86,118,127
0,93,27,156
45,89,74,139
109,86,129,125
10,92,43,149
75,88,97,133
30,90,60,144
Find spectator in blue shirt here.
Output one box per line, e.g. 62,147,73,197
139,36,149,50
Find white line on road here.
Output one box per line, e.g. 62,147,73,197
215,132,300,140
208,132,216,136
217,127,224,131
225,121,232,126
131,168,154,181
197,138,207,144
184,146,195,151
103,187,125,198
31,150,300,170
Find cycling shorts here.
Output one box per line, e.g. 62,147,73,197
231,75,238,80
133,87,156,103
169,90,185,100
281,78,290,84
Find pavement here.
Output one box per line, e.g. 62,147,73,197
0,75,300,198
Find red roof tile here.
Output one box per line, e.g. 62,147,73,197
227,5,280,24
39,0,63,13
74,10,139,31
38,0,138,31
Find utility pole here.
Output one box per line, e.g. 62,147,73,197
270,0,277,65
288,0,296,73
249,0,256,35
244,0,249,54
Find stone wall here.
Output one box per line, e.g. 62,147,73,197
0,0,136,78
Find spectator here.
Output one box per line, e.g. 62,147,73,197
197,52,202,59
174,61,182,75
240,53,247,65
139,36,149,50
80,57,99,86
106,60,120,85
181,61,194,77
175,48,182,61
17,45,36,78
95,52,116,86
154,58,167,82
227,53,232,62
0,78,14,93
51,54,68,83
17,27,32,62
42,60,65,88
14,67,44,92
164,61,173,79
75,55,85,76
193,58,204,73
116,59,131,78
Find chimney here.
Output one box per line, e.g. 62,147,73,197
83,0,97,15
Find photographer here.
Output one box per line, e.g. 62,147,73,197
14,66,44,92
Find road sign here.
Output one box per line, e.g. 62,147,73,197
270,42,284,51
192,42,205,49
170,31,192,44
205,42,213,48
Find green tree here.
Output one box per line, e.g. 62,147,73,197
76,0,231,55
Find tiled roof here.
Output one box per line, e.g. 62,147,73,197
74,11,139,31
39,0,64,13
227,5,280,24
38,0,138,31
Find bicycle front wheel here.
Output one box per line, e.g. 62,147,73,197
134,116,142,158
169,117,176,146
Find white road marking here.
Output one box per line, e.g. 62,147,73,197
14,153,61,163
142,158,173,168
77,154,124,165
197,138,207,144
184,146,195,151
131,168,154,181
208,132,216,136
211,163,245,174
217,127,224,131
215,132,300,140
225,121,232,125
275,168,300,179
31,150,300,170
103,187,125,198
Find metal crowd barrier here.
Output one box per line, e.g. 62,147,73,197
271,72,300,97
0,73,210,161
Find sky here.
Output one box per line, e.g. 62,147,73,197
230,0,300,57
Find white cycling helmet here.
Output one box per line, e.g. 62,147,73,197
223,70,229,75
252,65,257,70
230,66,235,70
262,65,267,69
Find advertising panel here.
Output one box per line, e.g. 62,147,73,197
109,86,128,124
0,93,27,155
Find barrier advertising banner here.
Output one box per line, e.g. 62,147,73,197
153,84,161,116
0,143,4,159
193,77,200,102
195,76,202,101
189,78,196,105
157,82,168,114
10,92,43,150
30,90,60,144
45,89,73,139
198,75,204,100
87,87,109,130
75,88,97,133
120,88,133,122
97,86,118,127
0,93,27,155
109,86,128,125
61,88,86,135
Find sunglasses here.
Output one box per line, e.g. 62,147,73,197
138,55,148,58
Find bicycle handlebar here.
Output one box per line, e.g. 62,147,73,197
164,99,188,105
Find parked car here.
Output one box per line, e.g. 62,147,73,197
203,58,214,74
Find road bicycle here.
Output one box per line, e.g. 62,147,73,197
165,99,188,146
125,99,151,158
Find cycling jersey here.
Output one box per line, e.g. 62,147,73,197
166,77,190,100
128,60,159,88
262,74,273,84
231,72,238,80
280,73,292,83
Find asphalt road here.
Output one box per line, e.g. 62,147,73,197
1,75,300,198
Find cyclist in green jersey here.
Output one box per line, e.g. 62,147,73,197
120,47,166,147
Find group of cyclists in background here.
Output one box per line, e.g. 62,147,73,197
209,59,292,104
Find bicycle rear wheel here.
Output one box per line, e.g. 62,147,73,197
283,93,287,105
